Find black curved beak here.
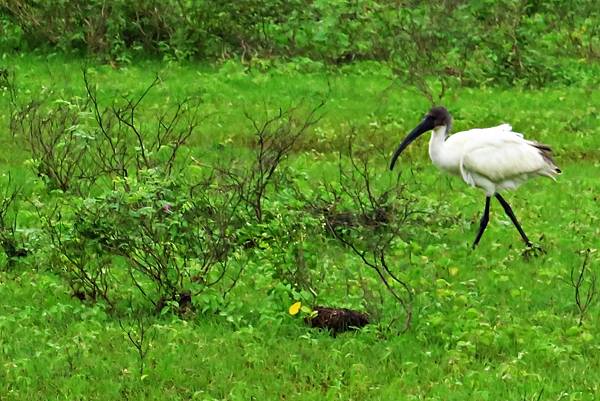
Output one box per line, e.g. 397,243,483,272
389,117,435,171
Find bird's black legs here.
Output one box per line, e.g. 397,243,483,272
494,193,532,246
472,196,491,249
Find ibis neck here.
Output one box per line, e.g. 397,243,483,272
428,125,450,169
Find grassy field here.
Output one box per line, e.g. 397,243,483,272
1,55,599,400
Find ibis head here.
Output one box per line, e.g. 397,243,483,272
389,106,452,171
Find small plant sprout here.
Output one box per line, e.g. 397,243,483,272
119,313,156,379
570,248,597,327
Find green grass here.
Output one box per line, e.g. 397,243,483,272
1,54,599,400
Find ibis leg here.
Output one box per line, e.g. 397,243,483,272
494,194,532,246
472,196,491,249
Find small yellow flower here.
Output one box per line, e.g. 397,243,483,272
289,301,302,316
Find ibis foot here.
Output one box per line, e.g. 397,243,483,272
521,243,545,259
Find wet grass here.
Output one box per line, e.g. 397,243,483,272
0,54,599,400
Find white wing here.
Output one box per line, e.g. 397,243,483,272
459,128,551,184
464,124,518,137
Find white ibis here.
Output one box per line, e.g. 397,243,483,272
390,106,561,248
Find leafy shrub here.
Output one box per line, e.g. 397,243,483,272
82,171,242,310
307,138,415,330
42,196,114,305
40,169,245,311
0,173,27,267
11,96,98,193
2,0,598,86
230,101,325,222
11,70,201,196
